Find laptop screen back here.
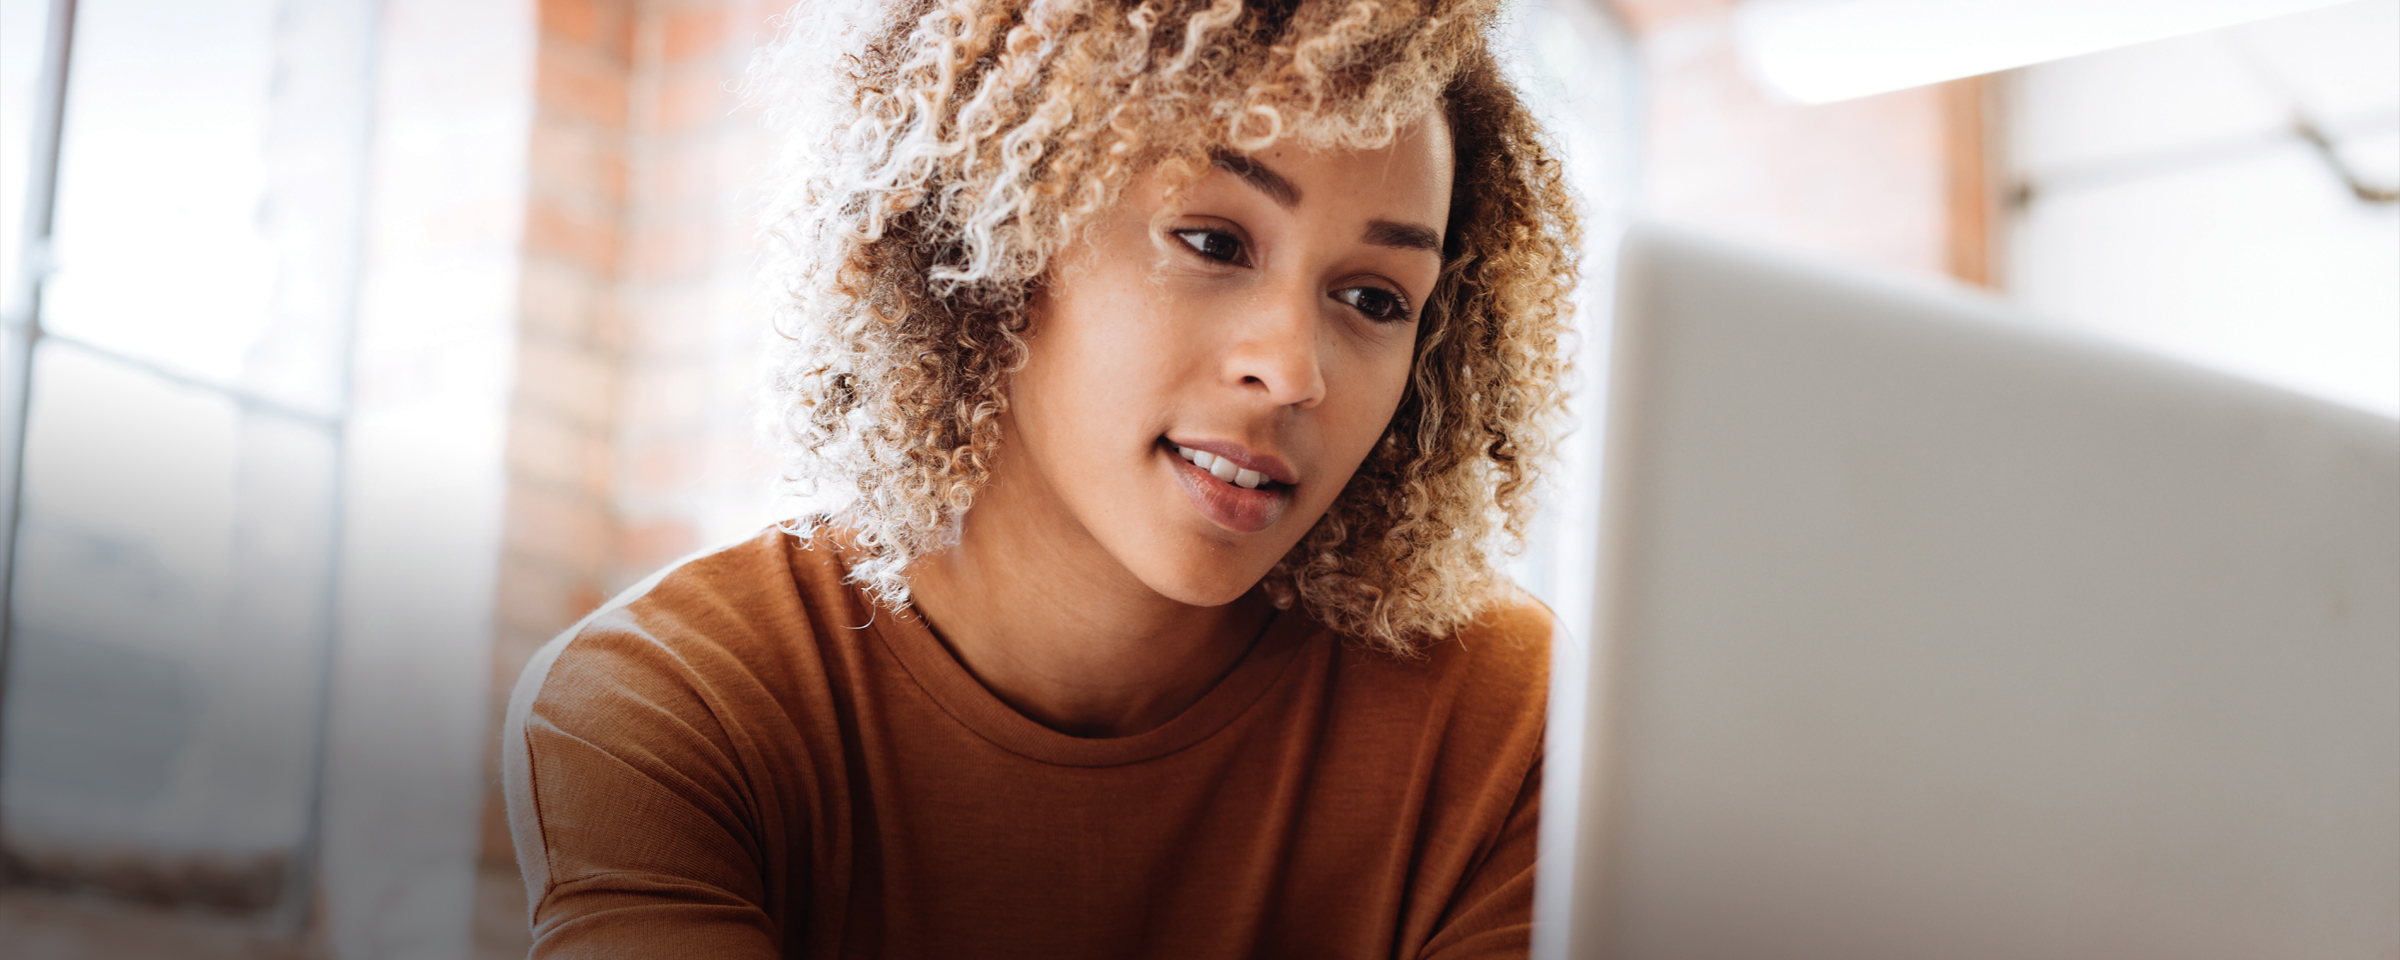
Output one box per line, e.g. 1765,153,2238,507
1558,227,2400,960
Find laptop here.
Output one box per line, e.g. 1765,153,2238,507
1546,225,2400,960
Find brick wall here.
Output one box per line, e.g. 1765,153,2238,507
613,0,784,581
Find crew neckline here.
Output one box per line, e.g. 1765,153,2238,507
868,592,1315,768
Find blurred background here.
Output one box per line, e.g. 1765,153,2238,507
0,0,2389,957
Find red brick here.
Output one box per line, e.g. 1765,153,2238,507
594,147,631,209
497,573,605,637
523,196,619,276
493,560,593,642
625,439,696,495
505,407,578,488
571,582,607,618
541,0,634,63
504,485,616,567
650,64,737,135
635,136,727,210
538,40,631,130
618,282,724,354
489,627,562,690
626,216,718,283
619,374,712,450
516,257,602,339
660,4,733,63
1609,0,1732,35
506,407,618,500
514,333,619,428
529,121,629,210
581,428,617,500
588,295,630,355
618,517,699,573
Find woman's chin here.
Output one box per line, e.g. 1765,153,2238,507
1129,551,1279,611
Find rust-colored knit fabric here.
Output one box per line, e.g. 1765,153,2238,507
502,529,1549,958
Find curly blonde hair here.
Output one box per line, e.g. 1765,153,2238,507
752,0,1579,653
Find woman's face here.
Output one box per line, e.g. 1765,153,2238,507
989,115,1454,607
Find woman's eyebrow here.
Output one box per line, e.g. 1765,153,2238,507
1208,152,1437,251
1212,151,1300,208
1364,219,1442,251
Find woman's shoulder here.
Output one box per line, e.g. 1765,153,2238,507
498,527,855,919
1318,588,1556,751
507,525,855,726
1343,588,1556,696
1448,588,1559,678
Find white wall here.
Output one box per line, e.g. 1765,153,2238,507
2006,0,2399,417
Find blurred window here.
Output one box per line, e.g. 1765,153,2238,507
0,0,375,928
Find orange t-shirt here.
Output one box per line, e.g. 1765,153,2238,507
502,528,1550,958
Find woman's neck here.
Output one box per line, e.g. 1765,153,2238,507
902,490,1272,739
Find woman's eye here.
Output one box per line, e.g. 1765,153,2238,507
1333,286,1411,323
1173,229,1247,265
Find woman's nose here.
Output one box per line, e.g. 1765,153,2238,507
1223,284,1328,409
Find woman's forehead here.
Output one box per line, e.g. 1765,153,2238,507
1209,113,1454,218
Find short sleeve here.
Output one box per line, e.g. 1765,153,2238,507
503,618,781,959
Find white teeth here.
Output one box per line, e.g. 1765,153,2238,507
1174,443,1274,489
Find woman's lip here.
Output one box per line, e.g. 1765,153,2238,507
1164,443,1288,533
1162,437,1299,486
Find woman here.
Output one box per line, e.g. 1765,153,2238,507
503,0,1579,955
